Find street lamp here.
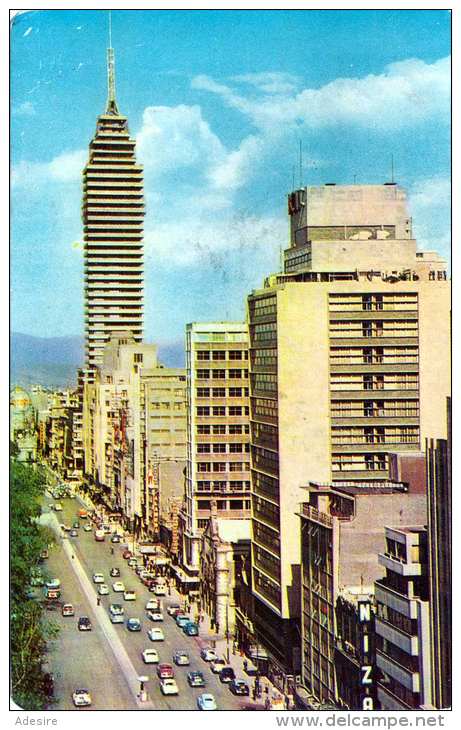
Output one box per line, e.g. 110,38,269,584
225,602,230,663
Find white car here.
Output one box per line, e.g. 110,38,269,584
166,604,181,616
54,503,63,512
124,590,136,601
200,648,218,662
112,581,125,592
146,599,161,611
83,524,92,532
72,689,92,707
210,658,227,674
160,678,179,696
98,584,109,596
197,693,217,711
153,584,167,596
147,610,163,622
148,628,165,641
92,573,105,584
142,648,159,664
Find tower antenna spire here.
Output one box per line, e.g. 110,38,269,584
106,10,119,115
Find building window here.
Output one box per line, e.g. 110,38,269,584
229,406,242,416
229,369,243,379
197,351,210,360
197,406,210,416
212,369,226,379
229,350,243,360
212,388,226,397
213,424,226,434
212,351,226,360
197,369,210,379
212,406,226,416
213,462,227,472
197,444,211,453
213,443,226,453
197,424,210,434
134,353,143,363
229,443,243,453
229,425,242,434
197,388,210,397
229,387,242,397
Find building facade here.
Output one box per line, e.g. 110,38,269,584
375,526,432,709
248,183,450,684
181,322,251,578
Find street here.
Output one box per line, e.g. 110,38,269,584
40,495,252,711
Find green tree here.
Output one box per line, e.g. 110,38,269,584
10,460,58,709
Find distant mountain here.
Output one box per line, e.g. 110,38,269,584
10,332,185,390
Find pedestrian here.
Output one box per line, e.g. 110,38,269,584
285,695,290,710
243,659,248,673
111,547,114,555
97,596,101,606
71,554,75,560
265,698,271,711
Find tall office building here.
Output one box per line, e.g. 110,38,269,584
248,183,450,681
82,44,144,382
180,322,251,581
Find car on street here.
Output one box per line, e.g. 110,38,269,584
147,610,163,622
126,618,142,631
94,529,105,542
147,628,164,641
109,604,124,623
72,521,80,529
146,599,161,611
54,503,63,512
219,667,236,683
60,524,71,532
112,581,125,592
110,567,121,577
123,590,136,601
197,693,217,711
175,614,190,628
183,621,199,636
61,603,74,617
39,549,49,561
142,648,159,664
229,679,250,696
157,663,174,679
173,651,190,666
45,578,61,589
83,524,92,532
72,689,92,707
127,558,138,567
122,550,132,559
153,584,167,596
98,584,109,596
111,534,121,544
210,658,227,674
160,678,179,696
92,573,105,584
78,617,92,631
70,529,78,537
200,647,218,662
187,671,205,688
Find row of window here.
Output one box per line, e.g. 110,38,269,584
251,349,277,367
329,293,418,312
251,322,277,342
331,426,419,445
197,424,249,435
253,545,281,581
331,400,419,418
196,350,248,361
252,397,278,421
196,387,249,398
196,481,250,491
330,373,419,391
253,567,281,609
332,454,388,471
248,297,277,318
330,321,418,339
330,346,419,365
196,462,250,473
197,443,250,453
196,369,248,379
196,405,250,417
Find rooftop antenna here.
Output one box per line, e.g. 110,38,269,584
106,10,119,115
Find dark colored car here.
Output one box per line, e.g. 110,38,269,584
126,618,141,632
229,679,250,696
122,550,132,559
78,616,92,631
110,567,120,577
219,667,236,683
183,621,199,636
187,671,205,688
111,535,121,544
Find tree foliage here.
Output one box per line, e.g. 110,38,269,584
10,460,58,709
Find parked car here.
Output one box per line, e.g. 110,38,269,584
83,524,92,532
122,550,132,559
187,671,205,688
54,503,63,512
219,667,236,683
166,603,181,616
197,693,217,710
61,603,74,617
98,584,109,596
70,529,78,537
72,521,80,529
210,658,227,674
175,615,191,628
173,651,190,666
157,663,174,679
229,679,250,696
111,534,121,544
112,581,125,592
126,618,141,632
200,647,218,662
127,558,138,567
110,568,120,577
147,610,163,622
123,590,136,601
153,584,167,596
183,621,199,636
92,573,104,584
72,689,92,707
78,617,92,631
148,628,164,641
45,578,61,589
160,678,179,696
142,648,159,664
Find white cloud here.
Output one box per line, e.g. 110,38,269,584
408,175,451,257
192,56,450,132
13,101,36,116
12,148,86,187
231,71,300,95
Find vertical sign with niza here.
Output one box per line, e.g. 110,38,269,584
358,600,374,710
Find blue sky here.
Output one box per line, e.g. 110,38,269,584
11,9,451,352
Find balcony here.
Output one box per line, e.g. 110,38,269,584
376,649,420,692
375,581,418,619
374,617,418,655
378,552,422,576
300,503,333,528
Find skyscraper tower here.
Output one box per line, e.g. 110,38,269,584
82,36,144,382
